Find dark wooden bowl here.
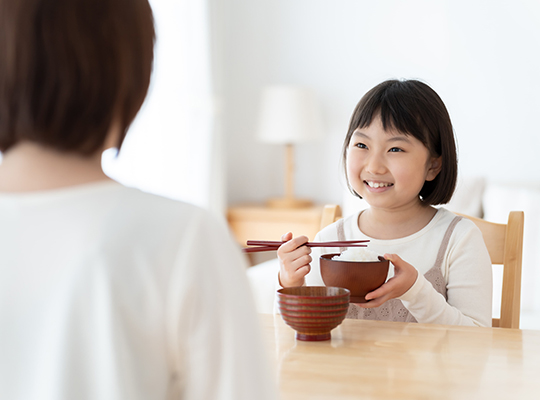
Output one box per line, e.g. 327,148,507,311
320,254,389,303
277,286,350,341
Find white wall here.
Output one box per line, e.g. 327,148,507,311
214,0,540,206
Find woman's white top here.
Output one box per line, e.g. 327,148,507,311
306,208,493,327
0,181,276,400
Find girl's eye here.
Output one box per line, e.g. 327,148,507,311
354,142,367,149
389,147,403,153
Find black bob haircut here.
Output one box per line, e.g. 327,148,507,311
342,79,458,205
0,0,155,155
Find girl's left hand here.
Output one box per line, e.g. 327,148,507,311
358,253,418,308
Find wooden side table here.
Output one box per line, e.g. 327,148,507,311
227,204,324,247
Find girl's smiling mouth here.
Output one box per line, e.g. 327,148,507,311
365,180,394,189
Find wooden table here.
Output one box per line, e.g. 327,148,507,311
259,314,540,400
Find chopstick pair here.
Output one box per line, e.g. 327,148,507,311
243,239,369,253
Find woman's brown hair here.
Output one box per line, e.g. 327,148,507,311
342,79,458,205
0,0,155,155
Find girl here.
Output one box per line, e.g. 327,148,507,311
277,79,492,327
0,0,276,399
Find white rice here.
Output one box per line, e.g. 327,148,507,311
332,247,380,262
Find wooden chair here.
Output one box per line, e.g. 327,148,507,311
319,205,525,329
319,204,342,230
456,211,524,329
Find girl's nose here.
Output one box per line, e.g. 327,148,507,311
365,153,387,175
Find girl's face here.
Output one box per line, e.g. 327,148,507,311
346,115,441,212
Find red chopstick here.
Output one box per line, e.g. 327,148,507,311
243,239,369,253
243,246,283,253
246,240,369,246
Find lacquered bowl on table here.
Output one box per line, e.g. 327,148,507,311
320,254,390,303
277,286,350,341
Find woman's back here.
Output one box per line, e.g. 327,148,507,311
0,1,276,397
0,182,273,399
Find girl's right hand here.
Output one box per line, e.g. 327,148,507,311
277,232,312,287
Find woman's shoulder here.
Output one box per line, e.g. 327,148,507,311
109,185,236,252
118,185,204,215
111,184,222,233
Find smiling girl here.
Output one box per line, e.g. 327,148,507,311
277,79,492,327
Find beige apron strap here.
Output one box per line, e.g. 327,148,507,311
423,215,463,300
433,216,463,271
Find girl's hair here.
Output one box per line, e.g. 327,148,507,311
342,79,457,205
0,0,155,155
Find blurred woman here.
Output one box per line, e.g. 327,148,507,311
0,0,276,399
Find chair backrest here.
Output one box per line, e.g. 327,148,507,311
319,204,342,230
456,212,524,329
319,205,524,329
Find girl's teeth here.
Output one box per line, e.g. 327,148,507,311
368,182,391,188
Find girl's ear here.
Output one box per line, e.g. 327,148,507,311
426,156,442,182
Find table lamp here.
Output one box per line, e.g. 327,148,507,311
257,85,323,208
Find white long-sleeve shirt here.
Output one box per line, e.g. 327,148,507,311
0,181,276,400
305,208,493,327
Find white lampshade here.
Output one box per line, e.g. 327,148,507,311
257,85,324,144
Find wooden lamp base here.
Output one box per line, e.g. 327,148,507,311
267,143,313,209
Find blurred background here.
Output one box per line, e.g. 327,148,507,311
102,0,540,212
216,0,540,207
102,0,540,326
